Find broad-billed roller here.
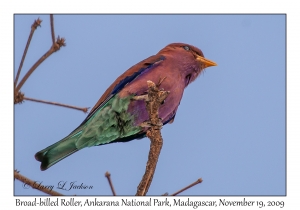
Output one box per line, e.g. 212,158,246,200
35,43,217,171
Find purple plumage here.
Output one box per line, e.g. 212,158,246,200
35,43,217,170
118,43,217,126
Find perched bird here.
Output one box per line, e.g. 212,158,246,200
35,43,217,171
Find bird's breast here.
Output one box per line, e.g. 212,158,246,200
119,65,186,127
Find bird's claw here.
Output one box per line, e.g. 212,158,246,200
140,120,163,128
132,95,149,101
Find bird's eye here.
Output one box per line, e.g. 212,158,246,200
183,46,190,51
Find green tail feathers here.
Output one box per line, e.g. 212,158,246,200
35,94,142,171
35,134,80,171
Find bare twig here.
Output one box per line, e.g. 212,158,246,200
14,18,42,88
15,36,66,93
14,170,63,196
50,14,55,44
105,171,116,196
14,15,88,113
170,178,203,196
135,80,169,196
23,96,89,113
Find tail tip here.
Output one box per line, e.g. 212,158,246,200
35,151,43,161
35,151,49,171
40,164,48,171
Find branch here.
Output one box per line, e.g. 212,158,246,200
105,171,116,196
135,80,169,196
50,14,55,44
14,16,85,113
23,96,89,113
170,178,203,196
14,15,66,104
14,170,64,196
15,36,66,93
14,18,42,88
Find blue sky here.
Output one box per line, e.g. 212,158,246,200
14,14,285,196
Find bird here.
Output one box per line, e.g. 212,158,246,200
35,43,217,171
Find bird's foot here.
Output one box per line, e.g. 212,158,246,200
140,119,163,129
132,94,149,101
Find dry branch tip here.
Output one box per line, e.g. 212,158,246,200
171,178,203,196
32,18,42,29
105,171,116,196
53,36,66,51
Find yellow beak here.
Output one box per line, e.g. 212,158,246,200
196,55,217,68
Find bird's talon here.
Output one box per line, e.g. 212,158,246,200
132,95,149,101
140,120,163,128
140,121,152,128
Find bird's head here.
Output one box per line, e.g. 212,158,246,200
158,43,217,86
